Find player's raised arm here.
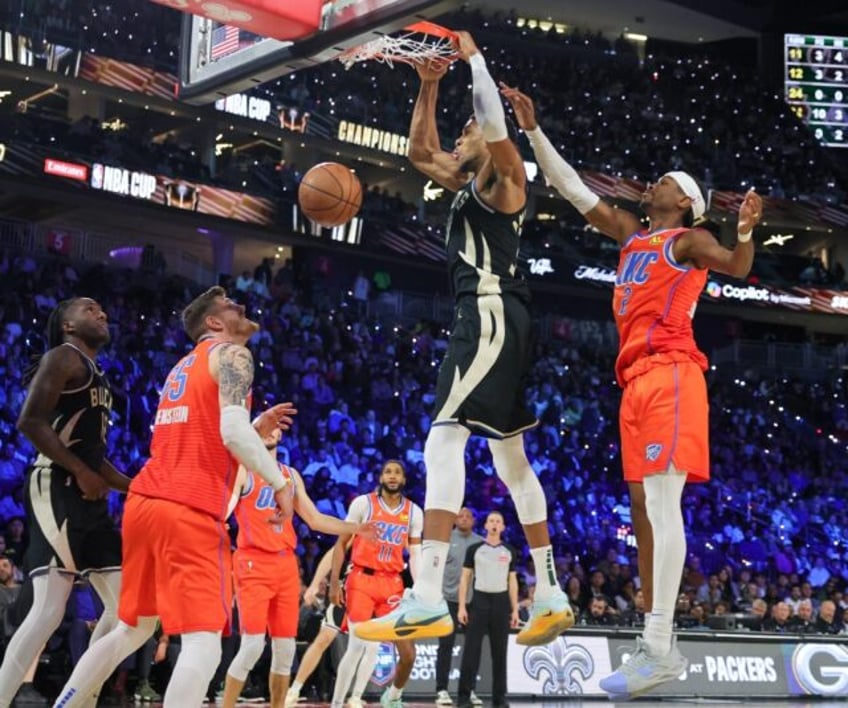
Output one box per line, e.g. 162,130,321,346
674,189,761,278
17,346,108,500
408,60,468,192
500,83,641,243
455,31,525,212
214,343,293,519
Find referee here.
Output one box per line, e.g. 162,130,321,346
457,511,518,708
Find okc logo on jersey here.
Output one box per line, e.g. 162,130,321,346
616,252,659,286
375,521,406,545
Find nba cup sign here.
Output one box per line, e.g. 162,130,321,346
90,163,156,201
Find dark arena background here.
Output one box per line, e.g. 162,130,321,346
0,0,847,705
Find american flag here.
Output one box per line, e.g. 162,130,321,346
210,25,240,60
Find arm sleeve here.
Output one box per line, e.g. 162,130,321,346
464,542,481,569
524,126,600,214
469,53,508,143
220,405,286,490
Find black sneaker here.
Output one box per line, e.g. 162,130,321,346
240,681,267,703
13,683,49,706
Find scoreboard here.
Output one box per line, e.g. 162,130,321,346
785,33,848,148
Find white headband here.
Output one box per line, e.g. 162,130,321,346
664,171,705,220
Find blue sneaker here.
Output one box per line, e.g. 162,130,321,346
516,590,575,645
599,637,688,699
354,589,453,641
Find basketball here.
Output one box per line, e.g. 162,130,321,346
298,162,363,227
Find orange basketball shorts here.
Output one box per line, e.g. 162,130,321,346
345,566,404,623
233,548,299,637
619,355,709,483
119,493,233,635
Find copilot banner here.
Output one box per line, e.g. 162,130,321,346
367,632,848,698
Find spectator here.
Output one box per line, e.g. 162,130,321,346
762,602,792,633
814,600,841,635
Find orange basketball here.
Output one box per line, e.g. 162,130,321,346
298,162,363,227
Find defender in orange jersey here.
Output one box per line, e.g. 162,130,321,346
55,287,297,708
502,84,762,699
329,461,423,708
221,426,377,708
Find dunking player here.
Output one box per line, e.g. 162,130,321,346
500,84,762,697
356,31,572,647
285,544,376,708
54,287,297,707
221,427,376,708
331,461,422,708
0,298,129,708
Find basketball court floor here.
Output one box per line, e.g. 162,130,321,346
124,701,846,707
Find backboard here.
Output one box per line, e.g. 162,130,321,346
177,0,462,105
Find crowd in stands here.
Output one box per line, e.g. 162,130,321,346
0,246,846,646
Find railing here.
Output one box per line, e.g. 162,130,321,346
0,217,217,286
712,339,847,378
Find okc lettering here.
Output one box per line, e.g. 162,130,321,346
375,521,406,545
616,252,658,286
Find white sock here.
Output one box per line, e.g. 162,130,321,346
54,618,158,707
414,540,450,605
290,680,303,693
387,684,403,700
642,471,687,657
0,571,74,706
85,570,122,704
530,546,558,599
163,631,221,707
351,640,379,698
331,624,368,705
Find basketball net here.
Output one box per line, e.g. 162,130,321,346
338,21,459,69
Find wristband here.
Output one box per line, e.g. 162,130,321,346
738,231,752,243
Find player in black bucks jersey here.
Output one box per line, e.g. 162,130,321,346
355,32,573,649
0,298,130,707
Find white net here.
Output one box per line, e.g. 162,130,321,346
338,30,457,70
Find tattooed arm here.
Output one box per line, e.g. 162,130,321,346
212,343,294,517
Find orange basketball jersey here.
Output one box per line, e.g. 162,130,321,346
234,465,297,553
612,228,708,385
351,493,414,574
131,338,245,520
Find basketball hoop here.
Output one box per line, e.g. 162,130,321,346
338,21,459,69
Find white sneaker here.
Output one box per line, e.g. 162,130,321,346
470,691,483,706
284,688,302,708
599,636,688,699
435,690,453,705
348,697,367,708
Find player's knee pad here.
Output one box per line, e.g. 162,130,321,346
270,637,296,675
180,631,223,682
423,424,470,513
228,633,266,682
489,435,547,525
